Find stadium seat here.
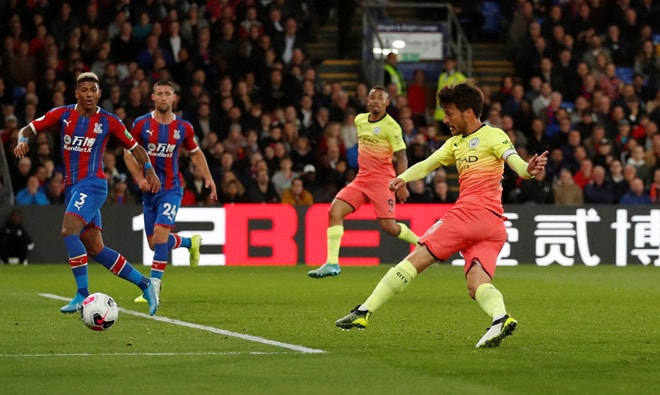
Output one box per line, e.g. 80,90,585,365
653,33,660,45
561,101,575,112
12,86,26,100
615,67,634,84
480,1,502,35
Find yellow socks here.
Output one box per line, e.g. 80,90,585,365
326,225,344,264
361,260,418,312
396,222,419,245
475,283,507,320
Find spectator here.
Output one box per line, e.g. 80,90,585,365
518,169,554,204
0,209,34,264
609,159,628,203
648,168,660,204
626,145,652,185
271,155,299,196
634,39,660,91
406,179,433,203
15,175,49,206
106,173,132,205
619,177,652,205
574,157,594,189
433,56,466,129
274,16,307,65
280,176,314,206
431,179,457,203
45,171,65,205
11,156,32,195
383,52,406,97
244,168,280,203
220,176,246,205
554,167,584,205
407,69,431,124
584,165,616,204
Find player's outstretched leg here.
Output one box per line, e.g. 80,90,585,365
308,262,341,278
335,305,371,330
475,315,517,348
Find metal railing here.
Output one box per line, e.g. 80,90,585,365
0,143,15,205
362,2,472,86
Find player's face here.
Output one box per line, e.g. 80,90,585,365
75,81,101,111
152,85,176,114
442,103,468,136
366,89,389,116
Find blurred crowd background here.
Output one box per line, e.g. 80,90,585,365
1,0,659,208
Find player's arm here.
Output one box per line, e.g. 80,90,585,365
123,149,152,192
127,144,161,193
392,149,409,202
504,150,549,179
190,149,217,200
13,125,36,158
13,109,60,158
390,149,446,192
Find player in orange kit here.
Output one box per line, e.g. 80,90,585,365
336,80,548,348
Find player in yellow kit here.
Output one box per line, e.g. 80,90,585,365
307,86,419,278
335,80,548,348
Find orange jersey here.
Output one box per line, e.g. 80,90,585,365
354,112,406,179
430,124,516,215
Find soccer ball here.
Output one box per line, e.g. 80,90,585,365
80,293,119,331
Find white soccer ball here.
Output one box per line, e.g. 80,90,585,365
80,293,119,331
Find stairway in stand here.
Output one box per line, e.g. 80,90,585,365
470,42,514,88
306,10,363,96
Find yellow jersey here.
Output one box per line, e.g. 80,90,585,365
354,112,407,179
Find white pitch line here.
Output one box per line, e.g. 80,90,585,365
39,293,326,354
1,351,290,357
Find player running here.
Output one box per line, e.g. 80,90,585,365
13,72,162,315
125,80,217,303
335,80,548,348
307,85,419,278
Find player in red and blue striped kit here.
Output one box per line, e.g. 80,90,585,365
125,80,216,304
13,72,163,316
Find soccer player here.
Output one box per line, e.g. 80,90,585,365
13,72,162,315
307,86,419,278
124,80,217,303
335,81,549,348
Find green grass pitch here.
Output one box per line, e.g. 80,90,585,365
0,263,658,395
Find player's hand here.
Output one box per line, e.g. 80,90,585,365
389,177,405,191
527,150,549,177
206,178,218,201
395,186,409,203
135,177,151,192
145,170,161,193
13,142,29,158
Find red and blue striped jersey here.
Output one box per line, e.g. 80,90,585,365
29,105,137,186
130,112,200,191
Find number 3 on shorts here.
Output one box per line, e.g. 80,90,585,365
74,192,88,210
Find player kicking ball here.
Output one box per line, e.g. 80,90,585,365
125,80,217,304
335,81,548,348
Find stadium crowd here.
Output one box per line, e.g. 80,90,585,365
0,0,660,207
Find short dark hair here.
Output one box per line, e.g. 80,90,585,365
153,80,176,92
436,80,484,118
